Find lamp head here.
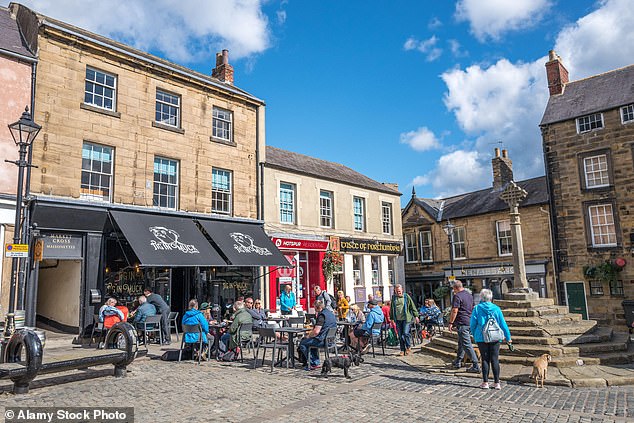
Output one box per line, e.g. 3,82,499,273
8,107,41,148
443,220,455,236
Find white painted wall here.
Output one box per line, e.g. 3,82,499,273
37,260,81,328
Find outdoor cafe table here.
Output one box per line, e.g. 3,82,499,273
209,322,229,359
274,326,307,368
336,321,357,352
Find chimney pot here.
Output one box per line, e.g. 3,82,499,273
222,49,229,65
494,147,500,158
502,149,508,158
212,50,234,85
492,148,513,190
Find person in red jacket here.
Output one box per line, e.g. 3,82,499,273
99,297,124,329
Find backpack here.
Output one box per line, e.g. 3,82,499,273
220,348,238,362
328,294,337,309
482,313,505,343
386,327,399,346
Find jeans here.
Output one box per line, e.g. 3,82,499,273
477,342,500,383
219,333,230,353
455,325,479,369
298,336,324,367
395,320,412,351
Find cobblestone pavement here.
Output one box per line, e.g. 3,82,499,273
2,348,634,422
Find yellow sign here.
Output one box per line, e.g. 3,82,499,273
5,243,29,258
34,239,44,262
448,275,456,282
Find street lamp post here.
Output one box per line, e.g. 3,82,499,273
443,220,456,280
3,107,41,342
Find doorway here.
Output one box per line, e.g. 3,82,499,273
36,259,82,332
565,281,588,320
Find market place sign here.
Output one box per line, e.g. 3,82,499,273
339,238,402,254
41,233,83,259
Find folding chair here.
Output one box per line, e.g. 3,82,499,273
254,326,289,372
139,315,163,346
179,324,204,364
167,312,179,341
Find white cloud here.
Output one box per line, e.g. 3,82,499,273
455,0,551,41
448,39,467,58
403,36,443,62
428,17,442,30
554,0,634,79
413,150,489,198
400,127,441,152
14,0,272,62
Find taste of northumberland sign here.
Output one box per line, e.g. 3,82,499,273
339,238,402,254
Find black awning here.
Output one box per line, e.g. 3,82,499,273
110,210,226,267
31,203,108,232
197,219,290,267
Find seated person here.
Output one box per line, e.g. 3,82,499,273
99,297,125,329
245,297,267,328
298,300,337,371
346,303,366,325
349,299,384,352
421,299,442,332
219,300,253,353
182,299,213,358
200,302,214,322
131,295,157,328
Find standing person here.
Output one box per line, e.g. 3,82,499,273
382,300,394,329
313,286,334,312
336,290,349,320
279,284,296,316
143,287,171,345
447,280,480,373
470,289,512,389
389,284,418,356
298,300,337,371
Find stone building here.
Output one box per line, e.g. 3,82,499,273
402,149,555,308
1,3,287,334
541,51,634,325
263,146,403,311
0,5,37,317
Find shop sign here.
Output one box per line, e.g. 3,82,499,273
41,234,83,259
5,243,28,258
339,238,402,254
329,236,340,251
272,237,329,251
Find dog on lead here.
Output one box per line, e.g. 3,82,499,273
321,354,362,379
531,353,552,388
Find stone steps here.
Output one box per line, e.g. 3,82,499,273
505,313,582,327
496,298,555,309
503,306,570,317
561,332,629,356
558,326,613,345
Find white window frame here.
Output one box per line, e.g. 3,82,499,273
621,104,634,124
588,204,617,247
419,230,433,263
583,154,610,188
496,220,513,257
84,67,117,111
381,202,393,235
155,89,181,128
212,106,233,142
319,190,333,228
353,196,365,232
211,168,232,215
404,232,418,263
353,255,363,286
279,182,296,224
576,113,604,134
81,142,114,202
371,256,381,285
153,156,179,210
452,226,467,259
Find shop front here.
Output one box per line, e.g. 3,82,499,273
339,237,402,305
26,198,289,334
268,237,329,312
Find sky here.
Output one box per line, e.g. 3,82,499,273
3,0,634,205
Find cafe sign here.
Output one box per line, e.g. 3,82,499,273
339,238,402,254
41,233,83,259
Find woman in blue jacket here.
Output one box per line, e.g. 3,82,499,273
182,299,212,350
279,284,296,315
470,289,512,390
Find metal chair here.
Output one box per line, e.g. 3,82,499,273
167,312,179,341
237,323,255,363
139,315,163,347
88,314,106,347
254,326,289,372
179,324,204,364
369,321,386,357
410,320,423,346
287,316,305,328
309,326,339,365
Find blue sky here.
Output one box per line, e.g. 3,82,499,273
4,0,634,205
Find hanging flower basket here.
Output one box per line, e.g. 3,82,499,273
322,249,342,281
583,260,623,284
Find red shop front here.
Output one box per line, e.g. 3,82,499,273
269,238,328,312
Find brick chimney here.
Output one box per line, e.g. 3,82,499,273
545,50,569,96
212,49,234,84
492,148,513,190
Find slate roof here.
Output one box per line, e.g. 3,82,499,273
265,146,401,196
540,64,634,126
0,7,35,59
413,176,548,221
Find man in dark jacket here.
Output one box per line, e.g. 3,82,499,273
313,286,334,312
220,300,252,352
298,300,336,370
144,287,171,344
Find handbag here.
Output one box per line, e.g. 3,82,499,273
386,327,399,346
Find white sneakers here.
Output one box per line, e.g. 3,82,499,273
480,382,489,389
480,382,502,390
